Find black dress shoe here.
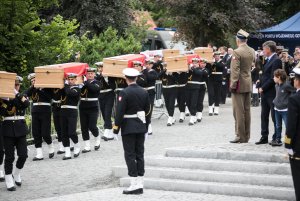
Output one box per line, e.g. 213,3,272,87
255,137,268,145
179,119,184,123
0,177,4,182
148,132,152,135
32,157,44,161
123,188,143,195
94,145,100,151
230,139,240,143
70,147,74,151
57,150,65,155
209,113,213,116
49,152,55,159
63,156,72,160
197,118,202,122
7,186,16,191
167,123,171,126
103,137,114,141
15,181,22,186
82,149,91,153
74,152,80,158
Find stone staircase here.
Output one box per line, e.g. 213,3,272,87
112,146,296,201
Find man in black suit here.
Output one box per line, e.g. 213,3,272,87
285,67,300,200
256,41,282,144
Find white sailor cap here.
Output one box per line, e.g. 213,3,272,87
27,73,35,80
293,67,300,76
95,62,103,67
236,29,249,39
66,73,78,79
16,75,23,84
154,53,163,57
133,61,143,66
122,68,140,77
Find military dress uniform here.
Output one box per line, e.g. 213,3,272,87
186,59,208,125
95,68,116,141
196,60,209,122
230,30,255,143
26,73,54,161
113,68,151,195
52,88,64,154
79,68,101,152
285,68,300,200
159,63,178,126
60,74,81,160
207,53,225,115
176,72,188,123
143,65,158,135
0,77,29,191
152,56,164,104
0,101,5,182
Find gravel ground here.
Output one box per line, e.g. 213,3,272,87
0,97,286,201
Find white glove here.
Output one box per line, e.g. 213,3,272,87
83,76,87,82
114,134,119,141
286,148,294,156
65,80,68,85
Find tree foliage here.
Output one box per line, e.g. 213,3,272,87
160,0,271,47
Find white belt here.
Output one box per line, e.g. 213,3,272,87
177,84,186,87
33,102,51,106
124,114,138,118
212,72,223,75
100,89,113,93
80,98,98,101
162,85,177,89
145,86,155,90
187,81,206,85
52,100,61,103
4,116,25,121
115,88,124,91
61,105,77,109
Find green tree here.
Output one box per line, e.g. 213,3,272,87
160,0,271,47
77,27,142,66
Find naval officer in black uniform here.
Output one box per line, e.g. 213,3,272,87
26,73,55,161
95,62,115,141
79,68,101,153
285,67,300,200
0,76,29,191
60,73,81,160
0,104,4,182
113,68,151,195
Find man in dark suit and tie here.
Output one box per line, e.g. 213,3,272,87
256,41,282,145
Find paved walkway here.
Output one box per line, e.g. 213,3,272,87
0,97,287,201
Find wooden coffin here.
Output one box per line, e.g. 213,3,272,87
164,55,188,72
103,54,146,78
194,47,214,63
162,49,180,58
0,71,16,98
34,63,88,88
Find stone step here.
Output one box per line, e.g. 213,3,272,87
120,177,296,201
112,166,293,188
165,148,289,163
146,156,291,175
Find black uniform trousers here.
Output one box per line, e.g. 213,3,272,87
162,87,177,117
122,133,145,177
177,86,186,113
148,90,156,123
0,130,4,166
221,81,227,104
80,107,99,141
61,110,79,147
197,85,206,112
3,136,27,175
53,111,62,142
32,112,52,148
290,157,300,201
208,80,222,107
186,88,199,116
99,92,115,129
260,94,276,139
